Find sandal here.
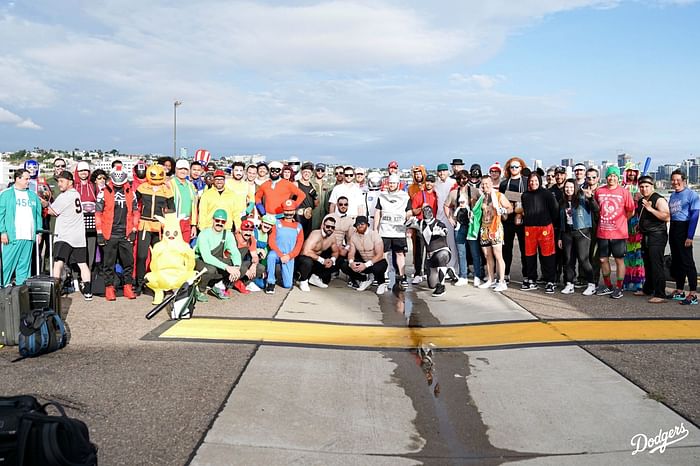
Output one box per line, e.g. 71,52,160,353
648,297,665,304
633,290,646,296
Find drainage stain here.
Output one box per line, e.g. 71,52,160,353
379,284,542,465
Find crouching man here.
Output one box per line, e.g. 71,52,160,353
194,209,242,301
340,216,389,295
417,205,456,297
296,216,340,291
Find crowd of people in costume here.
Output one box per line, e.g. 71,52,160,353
1,155,698,306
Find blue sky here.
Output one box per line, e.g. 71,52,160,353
0,0,697,169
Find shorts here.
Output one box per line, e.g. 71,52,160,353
54,241,87,264
524,225,556,257
383,237,408,253
479,225,503,247
598,238,626,259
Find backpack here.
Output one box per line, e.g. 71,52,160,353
17,309,67,359
0,396,98,466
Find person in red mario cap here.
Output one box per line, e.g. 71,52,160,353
264,199,304,294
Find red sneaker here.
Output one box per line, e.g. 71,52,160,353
105,286,117,301
233,280,250,294
122,284,136,300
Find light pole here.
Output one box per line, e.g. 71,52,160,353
173,100,182,158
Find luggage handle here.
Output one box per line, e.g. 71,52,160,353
34,228,54,278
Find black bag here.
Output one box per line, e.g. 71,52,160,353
17,309,66,359
0,396,98,466
0,396,44,465
24,277,61,317
0,286,30,347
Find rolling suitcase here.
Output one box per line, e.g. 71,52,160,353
25,232,61,316
0,245,31,346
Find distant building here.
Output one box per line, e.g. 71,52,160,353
689,164,700,184
617,153,632,168
533,159,543,170
561,158,574,167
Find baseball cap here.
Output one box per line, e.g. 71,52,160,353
355,167,365,175
110,169,128,186
57,170,73,181
262,214,277,225
315,163,326,171
573,163,586,171
240,219,255,231
388,161,399,169
269,161,284,170
638,175,654,186
301,162,314,171
77,161,90,172
425,174,436,182
213,209,228,221
354,215,369,227
213,169,226,178
282,199,296,210
606,166,621,178
175,159,190,169
554,166,567,174
437,163,449,171
388,174,400,183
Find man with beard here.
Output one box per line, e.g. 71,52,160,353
409,173,438,284
573,163,587,189
435,163,458,270
199,170,237,231
329,166,365,218
549,166,568,283
450,158,465,180
374,174,412,287
355,167,368,193
445,169,476,286
231,219,265,294
226,161,254,231
256,162,269,186
255,161,306,217
265,199,304,294
329,196,356,261
169,159,198,243
498,157,528,283
295,162,318,238
341,216,389,294
296,216,340,291
417,205,456,297
636,176,670,303
311,163,332,230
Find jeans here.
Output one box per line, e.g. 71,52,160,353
455,224,469,278
467,239,483,280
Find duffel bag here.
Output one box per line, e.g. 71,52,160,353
17,309,67,359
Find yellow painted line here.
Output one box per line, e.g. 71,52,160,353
158,318,700,350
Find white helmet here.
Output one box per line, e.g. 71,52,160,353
367,172,382,190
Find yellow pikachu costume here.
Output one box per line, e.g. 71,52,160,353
145,213,197,305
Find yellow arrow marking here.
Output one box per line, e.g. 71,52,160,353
158,318,700,350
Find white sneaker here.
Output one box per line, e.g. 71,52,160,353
561,282,575,294
478,280,493,289
299,280,310,292
494,281,508,292
454,277,469,287
411,275,424,285
376,283,388,295
473,277,482,287
357,278,373,292
246,282,262,292
582,283,597,296
309,274,328,289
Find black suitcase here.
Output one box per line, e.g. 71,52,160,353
25,234,61,316
0,285,30,346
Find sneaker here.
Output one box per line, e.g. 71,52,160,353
82,292,93,301
376,283,388,295
265,283,275,295
195,288,209,302
233,279,250,294
561,282,575,294
357,278,373,292
582,283,597,296
680,295,698,305
299,280,310,292
545,282,556,294
246,282,262,292
504,275,510,284
412,275,424,285
669,291,686,301
399,275,409,287
432,284,446,297
209,287,230,300
309,274,328,289
611,288,624,299
473,277,482,287
494,281,508,292
454,277,469,287
348,279,360,289
521,280,538,291
478,280,493,289
596,285,614,296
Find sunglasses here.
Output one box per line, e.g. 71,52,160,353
335,172,344,176
586,176,598,180
337,203,348,207
269,168,282,173
316,168,325,172
54,164,66,168
344,173,354,177
323,224,336,230
213,219,226,224
574,169,585,171
510,165,521,169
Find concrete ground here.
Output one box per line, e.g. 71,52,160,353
1,239,698,465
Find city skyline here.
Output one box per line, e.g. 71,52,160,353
1,1,698,168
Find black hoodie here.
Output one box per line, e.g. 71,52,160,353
522,173,559,228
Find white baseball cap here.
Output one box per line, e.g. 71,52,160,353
175,159,190,169
77,161,90,172
388,174,400,183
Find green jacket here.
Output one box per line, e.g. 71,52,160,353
0,187,43,241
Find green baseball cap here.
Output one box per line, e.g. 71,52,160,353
262,214,277,225
212,209,228,221
437,163,449,171
605,166,621,178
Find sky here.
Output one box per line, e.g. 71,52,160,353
1,0,698,168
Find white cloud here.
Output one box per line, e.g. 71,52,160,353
0,107,43,130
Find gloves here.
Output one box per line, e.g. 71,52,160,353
128,231,137,243
97,234,106,246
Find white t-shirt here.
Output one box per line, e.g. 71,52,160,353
329,183,365,217
14,189,34,240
